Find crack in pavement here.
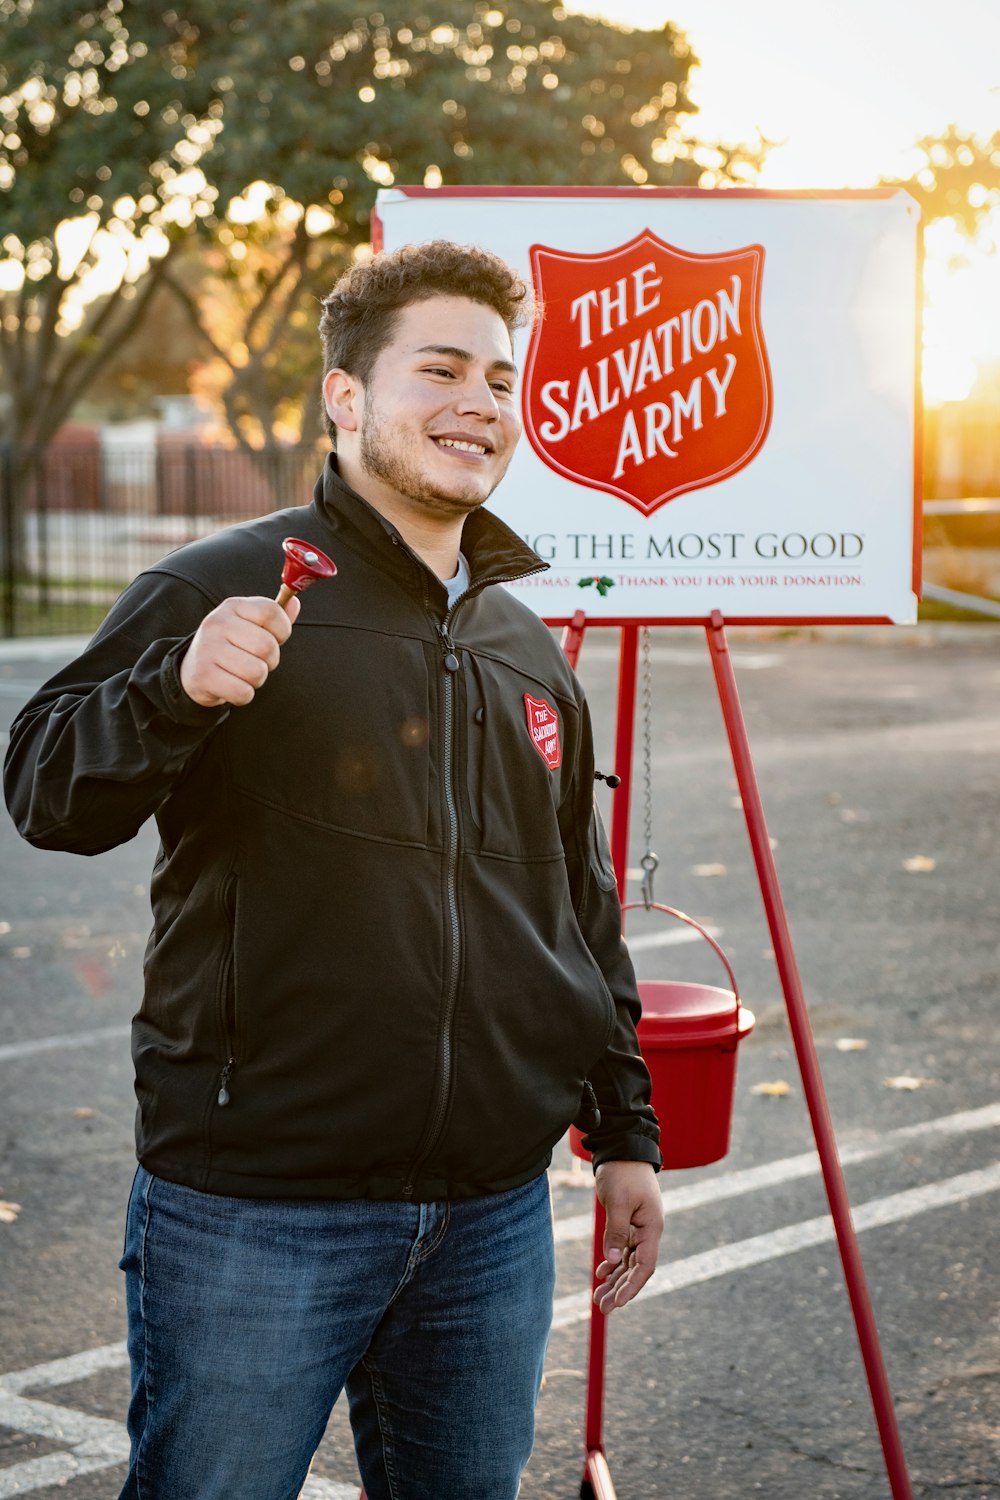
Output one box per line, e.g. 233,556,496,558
697,1394,878,1476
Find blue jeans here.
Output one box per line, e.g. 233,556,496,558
117,1166,554,1500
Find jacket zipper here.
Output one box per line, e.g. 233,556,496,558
402,616,462,1196
400,564,547,1197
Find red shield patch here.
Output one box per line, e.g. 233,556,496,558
524,230,773,516
523,694,561,770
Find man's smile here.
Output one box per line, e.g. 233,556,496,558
431,433,495,457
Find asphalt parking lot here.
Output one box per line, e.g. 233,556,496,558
1,622,998,1498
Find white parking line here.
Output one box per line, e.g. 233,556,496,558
0,1102,996,1496
301,1479,361,1499
553,1100,1000,1243
0,1425,358,1500
0,636,90,662
0,1378,358,1499
0,1026,128,1064
551,1159,1000,1328
0,1342,129,1394
0,1447,129,1500
623,925,715,953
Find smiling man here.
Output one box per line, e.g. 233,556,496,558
5,240,662,1500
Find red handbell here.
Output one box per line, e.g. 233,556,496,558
276,538,337,608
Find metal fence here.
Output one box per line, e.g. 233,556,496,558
0,443,326,638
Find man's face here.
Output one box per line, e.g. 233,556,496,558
330,295,522,519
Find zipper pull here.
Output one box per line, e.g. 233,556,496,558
438,623,459,673
218,1058,235,1107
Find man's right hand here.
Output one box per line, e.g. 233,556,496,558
180,595,300,708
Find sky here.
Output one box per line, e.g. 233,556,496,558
569,0,1000,189
569,0,1000,401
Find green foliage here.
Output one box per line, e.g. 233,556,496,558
0,1,234,240
0,0,762,448
158,0,741,219
884,125,1000,237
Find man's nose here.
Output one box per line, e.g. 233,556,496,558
455,373,501,418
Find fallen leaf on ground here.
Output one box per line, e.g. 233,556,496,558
61,925,92,947
883,1075,939,1090
0,1201,22,1224
72,1107,96,1120
11,947,31,958
835,1038,869,1052
692,863,728,877
0,921,11,935
751,1080,792,1098
840,809,870,823
902,856,936,873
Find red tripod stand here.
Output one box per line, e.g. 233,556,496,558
564,611,912,1500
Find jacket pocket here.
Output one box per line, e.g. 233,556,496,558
467,654,576,859
216,868,238,1063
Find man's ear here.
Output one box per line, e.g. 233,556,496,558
323,368,362,435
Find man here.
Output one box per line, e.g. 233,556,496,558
5,240,662,1500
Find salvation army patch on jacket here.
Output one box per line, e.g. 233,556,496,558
524,693,562,770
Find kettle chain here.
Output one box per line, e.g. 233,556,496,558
639,625,658,909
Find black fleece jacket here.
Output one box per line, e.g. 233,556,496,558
5,456,660,1200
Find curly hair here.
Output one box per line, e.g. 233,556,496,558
318,240,530,441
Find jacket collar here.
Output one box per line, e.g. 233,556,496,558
312,453,547,595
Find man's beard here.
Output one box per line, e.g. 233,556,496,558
359,404,495,518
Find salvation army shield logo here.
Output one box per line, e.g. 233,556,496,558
524,230,773,516
523,694,562,770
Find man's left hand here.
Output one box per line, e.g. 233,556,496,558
593,1160,664,1315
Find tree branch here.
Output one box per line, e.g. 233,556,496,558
0,293,22,385
254,256,309,367
27,216,103,402
28,272,69,405
243,223,308,349
23,250,177,447
161,264,239,370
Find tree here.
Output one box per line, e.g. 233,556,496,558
0,0,763,455
164,0,762,448
884,125,1000,236
0,0,242,450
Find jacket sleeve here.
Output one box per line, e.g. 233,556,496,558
566,696,662,1173
3,569,229,856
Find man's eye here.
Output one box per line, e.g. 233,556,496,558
491,382,515,395
424,365,456,378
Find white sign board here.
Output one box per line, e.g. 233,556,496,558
374,188,921,625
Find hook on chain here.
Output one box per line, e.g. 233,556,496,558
640,851,659,910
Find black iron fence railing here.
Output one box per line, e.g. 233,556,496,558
0,443,327,638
